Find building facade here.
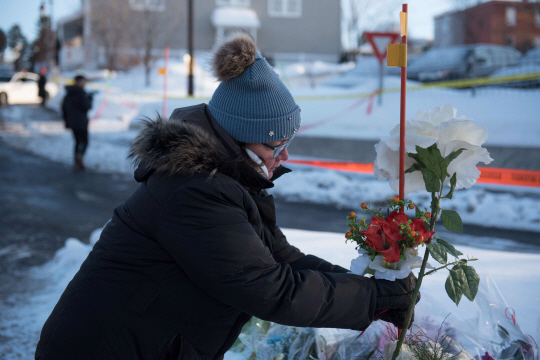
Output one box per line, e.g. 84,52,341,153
57,0,341,70
434,0,540,52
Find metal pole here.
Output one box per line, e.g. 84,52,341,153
163,47,169,117
187,0,194,97
378,62,383,105
399,3,408,207
49,0,54,69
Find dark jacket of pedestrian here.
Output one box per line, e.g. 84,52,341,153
61,85,92,130
38,74,47,99
36,34,417,360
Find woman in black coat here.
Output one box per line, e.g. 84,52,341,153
36,34,418,360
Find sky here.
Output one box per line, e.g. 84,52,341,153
0,0,455,46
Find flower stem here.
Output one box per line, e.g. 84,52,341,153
391,192,440,360
424,258,478,276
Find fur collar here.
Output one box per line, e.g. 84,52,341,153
129,104,291,191
129,117,244,180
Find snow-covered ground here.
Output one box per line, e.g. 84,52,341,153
2,48,539,360
3,60,540,229
1,228,538,359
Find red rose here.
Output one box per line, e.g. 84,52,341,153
379,241,401,263
361,216,402,263
386,210,409,232
410,218,435,243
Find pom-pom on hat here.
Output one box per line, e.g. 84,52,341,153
208,33,301,144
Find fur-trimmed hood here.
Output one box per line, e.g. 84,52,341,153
128,104,290,191
129,117,243,179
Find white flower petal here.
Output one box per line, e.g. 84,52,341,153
430,104,458,126
429,119,488,146
350,254,371,276
382,134,438,153
374,104,490,195
443,140,493,189
374,142,400,180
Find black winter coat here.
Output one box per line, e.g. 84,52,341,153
35,104,378,360
61,85,92,130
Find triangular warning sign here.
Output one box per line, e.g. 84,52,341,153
364,32,400,64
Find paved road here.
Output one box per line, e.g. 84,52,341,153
1,137,539,278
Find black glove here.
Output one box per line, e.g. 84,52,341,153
371,272,420,329
376,308,415,329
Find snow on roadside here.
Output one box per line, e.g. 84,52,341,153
1,228,538,359
269,166,540,233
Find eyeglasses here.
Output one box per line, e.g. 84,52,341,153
262,134,295,159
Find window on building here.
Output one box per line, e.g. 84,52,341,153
268,0,302,18
216,0,251,6
506,6,516,26
129,0,165,11
535,8,540,27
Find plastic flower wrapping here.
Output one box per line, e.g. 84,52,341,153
231,276,538,360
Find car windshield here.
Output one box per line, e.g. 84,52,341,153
410,47,470,69
521,48,540,64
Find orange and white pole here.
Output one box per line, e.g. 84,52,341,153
398,4,408,207
387,2,409,339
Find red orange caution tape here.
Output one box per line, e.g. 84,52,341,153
285,159,540,188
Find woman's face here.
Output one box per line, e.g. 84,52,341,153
246,139,290,179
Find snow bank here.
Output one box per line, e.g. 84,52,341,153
1,228,538,359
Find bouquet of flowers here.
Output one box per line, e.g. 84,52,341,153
346,198,435,282
345,104,492,360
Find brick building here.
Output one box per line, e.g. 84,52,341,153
434,0,540,52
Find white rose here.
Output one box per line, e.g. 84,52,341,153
374,104,492,195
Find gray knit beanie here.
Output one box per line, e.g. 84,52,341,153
208,33,301,144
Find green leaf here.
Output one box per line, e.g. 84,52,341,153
445,266,466,306
407,152,423,165
453,264,480,301
416,144,448,182
420,167,441,192
435,238,463,258
498,325,511,341
444,148,466,167
427,242,447,264
441,210,463,233
405,163,422,174
446,173,458,200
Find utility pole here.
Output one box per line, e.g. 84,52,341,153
49,0,55,69
187,0,194,96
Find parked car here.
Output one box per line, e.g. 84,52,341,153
407,44,521,83
0,71,59,106
489,47,540,88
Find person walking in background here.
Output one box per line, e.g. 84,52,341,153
38,67,48,107
62,75,93,171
